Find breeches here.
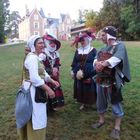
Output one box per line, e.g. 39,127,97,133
96,84,124,117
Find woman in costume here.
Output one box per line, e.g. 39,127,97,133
39,34,64,111
18,35,59,140
71,31,97,110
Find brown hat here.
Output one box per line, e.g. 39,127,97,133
71,30,96,48
43,34,61,50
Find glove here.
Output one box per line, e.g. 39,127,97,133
76,69,84,80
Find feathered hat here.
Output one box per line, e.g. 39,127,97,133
43,34,61,50
71,29,96,48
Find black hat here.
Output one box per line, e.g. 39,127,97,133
102,26,117,37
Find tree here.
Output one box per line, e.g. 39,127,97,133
84,10,98,28
9,11,21,38
0,0,10,43
78,9,85,24
77,0,140,40
120,4,140,40
94,0,140,40
100,0,121,27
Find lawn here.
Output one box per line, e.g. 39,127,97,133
0,41,140,140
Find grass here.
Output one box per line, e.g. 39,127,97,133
0,41,140,140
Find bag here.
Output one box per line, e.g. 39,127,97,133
93,73,115,87
83,78,92,84
15,85,33,129
98,51,113,75
94,51,115,87
35,87,47,103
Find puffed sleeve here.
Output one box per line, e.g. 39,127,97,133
24,54,45,87
44,71,51,82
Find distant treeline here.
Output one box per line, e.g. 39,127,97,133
82,0,140,40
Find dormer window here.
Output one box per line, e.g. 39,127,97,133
34,14,38,20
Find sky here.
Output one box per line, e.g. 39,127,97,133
9,0,103,20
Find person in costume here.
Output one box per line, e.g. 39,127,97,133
39,34,64,111
92,26,131,140
71,31,97,110
17,35,59,140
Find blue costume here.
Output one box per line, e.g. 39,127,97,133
71,47,97,105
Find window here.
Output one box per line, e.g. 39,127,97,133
34,31,39,35
34,14,38,20
34,22,39,29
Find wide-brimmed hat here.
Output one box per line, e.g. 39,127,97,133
71,30,96,48
43,34,61,50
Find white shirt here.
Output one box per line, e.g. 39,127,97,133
93,56,124,78
93,56,120,68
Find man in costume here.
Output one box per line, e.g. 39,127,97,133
92,26,131,140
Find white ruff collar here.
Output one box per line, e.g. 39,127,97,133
44,48,58,59
46,45,56,52
77,45,92,54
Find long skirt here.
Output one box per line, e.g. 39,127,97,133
74,78,96,105
47,75,64,111
17,120,46,140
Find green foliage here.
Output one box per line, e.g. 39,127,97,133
120,5,134,24
8,11,21,38
84,10,98,28
98,0,122,29
0,1,5,43
120,5,140,40
0,41,140,140
84,0,122,32
0,0,10,43
84,0,140,40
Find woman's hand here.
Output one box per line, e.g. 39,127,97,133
70,70,74,79
41,84,55,99
52,79,60,87
47,88,55,99
52,67,58,77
